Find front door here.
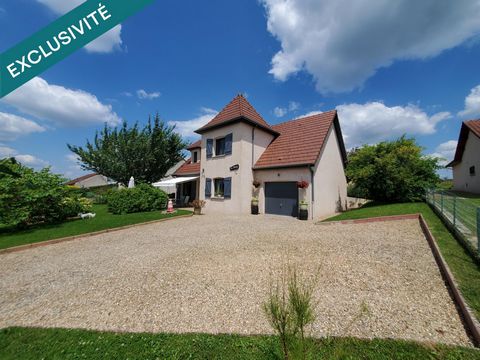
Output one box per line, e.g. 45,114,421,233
265,182,298,217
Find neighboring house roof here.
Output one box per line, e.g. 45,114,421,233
66,173,98,185
187,140,201,150
254,111,347,169
164,159,187,178
195,94,279,136
173,158,200,176
447,119,480,167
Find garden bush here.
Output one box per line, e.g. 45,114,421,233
106,184,168,214
346,136,441,202
0,159,91,228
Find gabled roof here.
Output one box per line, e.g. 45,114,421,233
447,120,480,167
187,140,201,150
195,94,278,135
173,158,200,176
66,173,98,185
254,111,347,169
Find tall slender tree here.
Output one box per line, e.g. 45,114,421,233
68,114,187,185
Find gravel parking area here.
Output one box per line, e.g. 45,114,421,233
0,215,472,346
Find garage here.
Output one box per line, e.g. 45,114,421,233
265,182,298,217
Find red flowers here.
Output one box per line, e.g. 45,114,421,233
297,181,309,189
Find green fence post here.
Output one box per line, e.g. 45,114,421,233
441,192,444,214
477,207,480,254
453,195,457,226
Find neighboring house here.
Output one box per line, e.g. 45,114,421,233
152,159,189,198
447,120,480,194
171,94,348,219
66,173,114,188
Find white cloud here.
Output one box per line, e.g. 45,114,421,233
36,0,122,53
336,102,451,148
168,108,218,138
288,101,300,111
0,146,48,167
137,89,161,100
262,0,480,93
274,107,287,117
274,101,301,117
0,112,45,141
0,146,16,158
458,85,480,118
84,26,123,53
429,140,458,166
295,110,323,119
2,77,121,126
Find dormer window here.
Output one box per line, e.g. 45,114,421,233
193,151,198,163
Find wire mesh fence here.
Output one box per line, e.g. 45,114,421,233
426,189,480,255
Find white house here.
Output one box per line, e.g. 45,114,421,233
66,173,115,188
448,120,480,194
171,94,348,219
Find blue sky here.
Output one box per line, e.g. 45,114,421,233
2,0,480,179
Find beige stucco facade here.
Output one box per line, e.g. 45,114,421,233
452,132,480,194
311,125,348,218
195,120,347,220
198,122,274,214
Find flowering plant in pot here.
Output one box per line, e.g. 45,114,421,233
191,199,206,215
297,181,309,189
299,200,308,211
251,196,259,215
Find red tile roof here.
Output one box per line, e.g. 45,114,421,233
173,158,200,176
254,111,346,169
466,119,480,138
66,173,98,185
195,94,278,135
448,119,480,167
187,140,201,150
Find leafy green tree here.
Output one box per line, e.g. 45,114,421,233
346,136,441,202
0,159,90,228
68,114,187,185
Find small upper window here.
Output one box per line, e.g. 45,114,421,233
214,178,224,197
470,166,476,176
215,137,226,156
193,151,198,163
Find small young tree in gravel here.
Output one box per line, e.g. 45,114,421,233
264,270,294,360
263,265,317,360
288,267,316,359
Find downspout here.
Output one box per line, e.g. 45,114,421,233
251,127,255,166
310,166,315,220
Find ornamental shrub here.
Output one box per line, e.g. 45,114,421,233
106,183,168,214
346,136,441,202
0,158,91,228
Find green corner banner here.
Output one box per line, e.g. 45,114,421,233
0,0,156,98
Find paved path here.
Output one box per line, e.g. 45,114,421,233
0,215,472,346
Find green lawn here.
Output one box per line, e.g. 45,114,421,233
0,205,191,250
0,327,478,360
326,202,480,320
448,191,480,207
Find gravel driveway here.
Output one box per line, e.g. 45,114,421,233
0,214,472,346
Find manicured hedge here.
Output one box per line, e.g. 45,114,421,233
106,184,168,214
